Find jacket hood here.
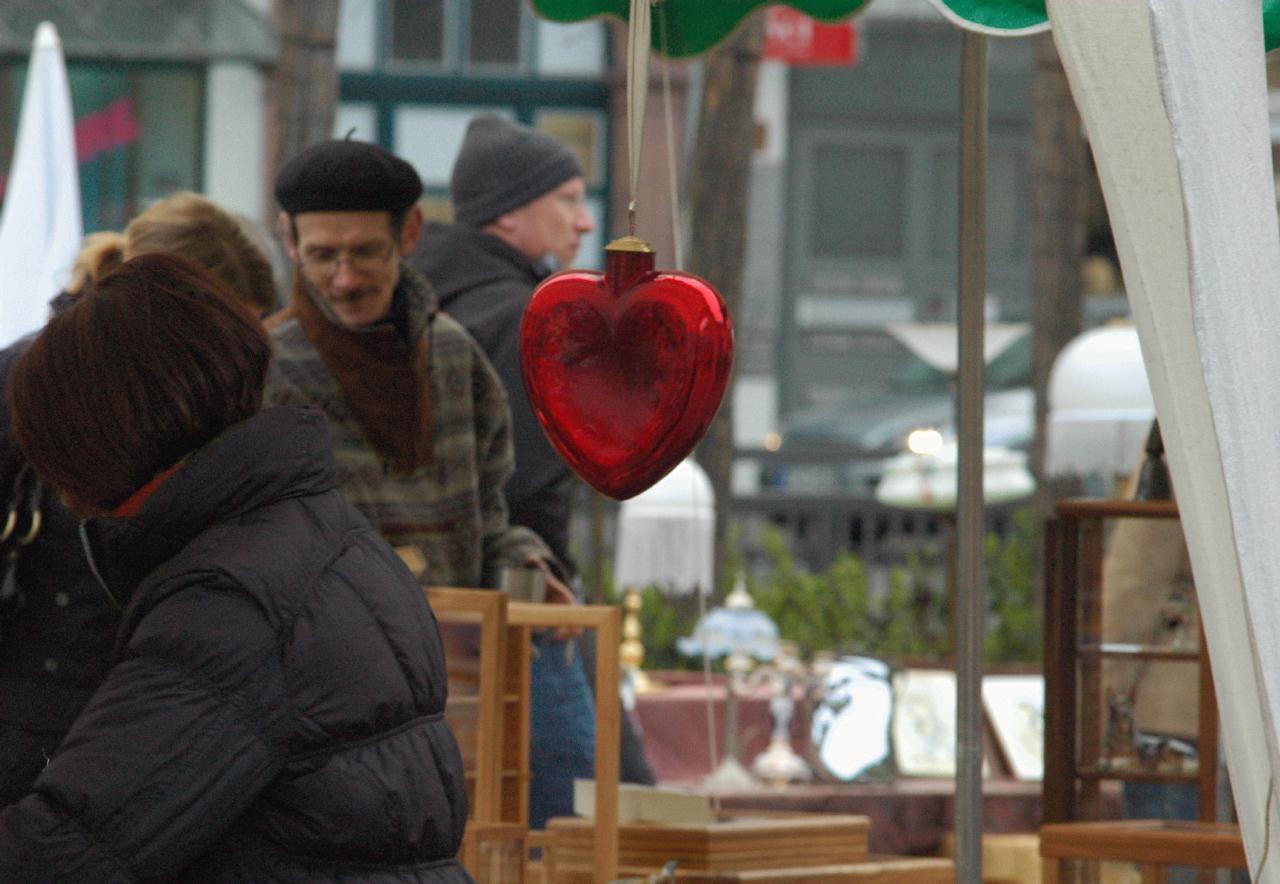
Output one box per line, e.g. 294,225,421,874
414,222,548,311
81,406,335,607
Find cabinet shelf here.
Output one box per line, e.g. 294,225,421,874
1076,766,1199,783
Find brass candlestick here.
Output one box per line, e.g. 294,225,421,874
619,586,655,692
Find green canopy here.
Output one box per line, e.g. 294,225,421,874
530,0,1280,57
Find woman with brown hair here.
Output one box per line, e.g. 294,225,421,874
0,253,470,883
0,192,279,805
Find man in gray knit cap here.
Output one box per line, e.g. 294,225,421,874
413,115,654,828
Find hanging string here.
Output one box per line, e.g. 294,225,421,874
656,1,684,270
626,0,652,236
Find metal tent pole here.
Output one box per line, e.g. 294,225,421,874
955,30,988,884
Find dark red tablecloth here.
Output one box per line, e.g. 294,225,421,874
630,673,1047,855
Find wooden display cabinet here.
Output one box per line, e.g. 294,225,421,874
1042,499,1219,825
1040,500,1245,883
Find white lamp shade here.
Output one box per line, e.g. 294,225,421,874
885,321,1030,374
875,443,1035,511
614,458,714,595
1046,324,1155,476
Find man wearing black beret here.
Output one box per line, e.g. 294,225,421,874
264,137,575,601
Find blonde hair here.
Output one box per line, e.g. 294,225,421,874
65,231,127,297
72,192,279,315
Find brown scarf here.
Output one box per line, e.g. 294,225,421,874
273,275,433,475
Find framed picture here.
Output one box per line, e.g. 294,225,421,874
982,674,1044,781
892,669,957,778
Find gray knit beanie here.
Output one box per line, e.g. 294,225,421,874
450,115,584,227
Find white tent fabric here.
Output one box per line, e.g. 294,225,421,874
614,457,714,595
1049,0,1280,876
0,21,81,347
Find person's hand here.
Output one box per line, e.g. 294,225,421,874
523,556,581,640
542,572,576,606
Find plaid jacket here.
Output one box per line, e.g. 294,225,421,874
263,266,551,588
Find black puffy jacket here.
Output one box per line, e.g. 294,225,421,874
0,407,471,883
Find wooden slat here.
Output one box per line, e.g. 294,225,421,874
1054,499,1178,519
427,588,507,824
1039,820,1246,869
1041,516,1075,823
1077,514,1104,821
508,602,622,884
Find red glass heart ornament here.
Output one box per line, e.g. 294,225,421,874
520,236,733,500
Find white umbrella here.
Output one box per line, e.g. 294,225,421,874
0,21,81,346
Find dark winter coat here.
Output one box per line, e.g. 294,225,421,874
0,336,119,805
412,223,576,570
0,406,471,883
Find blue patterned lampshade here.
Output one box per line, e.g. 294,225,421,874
677,576,779,662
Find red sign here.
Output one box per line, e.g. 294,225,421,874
763,7,859,67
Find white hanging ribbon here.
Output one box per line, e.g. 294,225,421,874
626,0,652,233
657,7,684,271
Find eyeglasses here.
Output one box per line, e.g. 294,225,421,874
298,240,397,277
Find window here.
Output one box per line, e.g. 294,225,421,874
810,144,907,259
468,0,522,66
393,105,517,187
341,0,605,75
390,0,446,64
929,143,1030,263
536,19,605,75
0,62,202,233
534,109,605,186
387,0,526,70
337,0,611,269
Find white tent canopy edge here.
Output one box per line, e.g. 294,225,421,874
1048,0,1280,877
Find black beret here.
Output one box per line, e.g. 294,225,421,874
275,139,423,215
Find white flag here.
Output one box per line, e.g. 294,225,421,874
0,21,81,346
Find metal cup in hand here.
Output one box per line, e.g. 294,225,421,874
499,565,546,603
